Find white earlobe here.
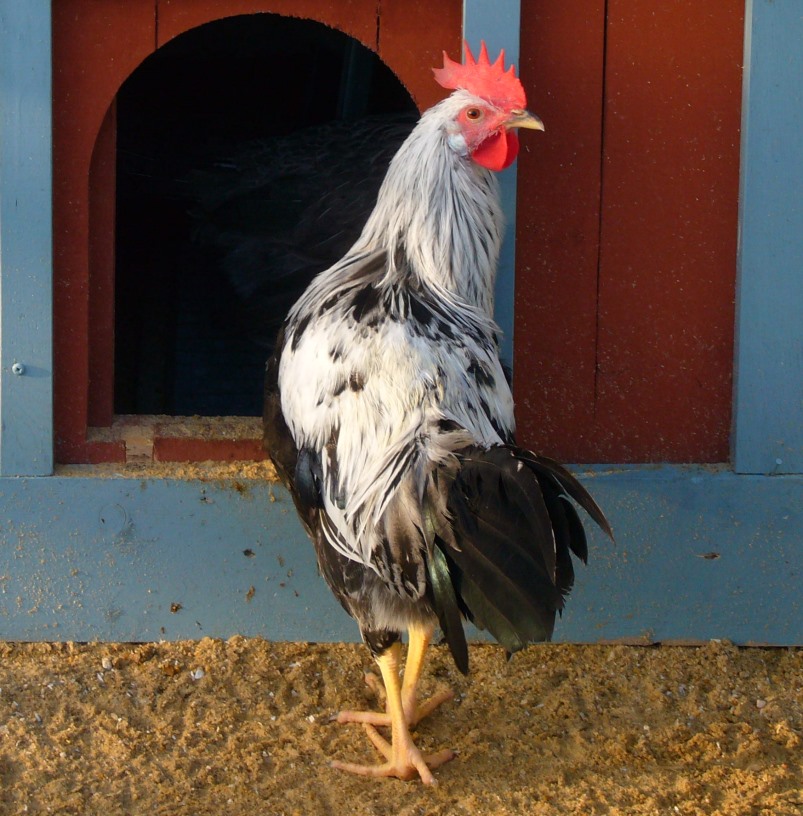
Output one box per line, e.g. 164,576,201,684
446,131,468,157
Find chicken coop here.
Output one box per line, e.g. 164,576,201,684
0,1,800,643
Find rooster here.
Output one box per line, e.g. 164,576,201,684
264,42,613,783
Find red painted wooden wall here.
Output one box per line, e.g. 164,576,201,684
51,0,461,463
516,1,743,462
52,1,743,464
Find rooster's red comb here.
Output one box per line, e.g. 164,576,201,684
433,40,526,109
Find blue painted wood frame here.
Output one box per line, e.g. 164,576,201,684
733,0,803,474
0,467,799,643
463,0,521,368
0,0,54,476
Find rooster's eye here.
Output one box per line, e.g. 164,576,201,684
465,107,483,121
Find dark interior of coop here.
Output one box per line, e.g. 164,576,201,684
113,14,417,418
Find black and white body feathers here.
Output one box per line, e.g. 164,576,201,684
264,90,612,672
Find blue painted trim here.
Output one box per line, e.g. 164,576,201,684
463,0,521,367
0,0,54,476
733,0,803,474
1,467,800,644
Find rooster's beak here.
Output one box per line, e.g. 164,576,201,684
507,110,545,132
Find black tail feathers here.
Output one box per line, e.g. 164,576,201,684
425,445,613,674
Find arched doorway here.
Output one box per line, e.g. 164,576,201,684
113,14,417,417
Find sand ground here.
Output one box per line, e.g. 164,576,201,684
0,638,800,815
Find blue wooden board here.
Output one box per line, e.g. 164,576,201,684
733,0,803,474
1,467,800,644
0,0,54,477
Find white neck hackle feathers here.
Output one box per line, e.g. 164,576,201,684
329,90,505,317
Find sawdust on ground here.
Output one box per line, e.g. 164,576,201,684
0,638,800,815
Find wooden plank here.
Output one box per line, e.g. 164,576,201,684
153,437,268,462
734,0,803,474
157,0,378,51
595,2,743,462
515,3,743,463
0,0,54,476
1,466,800,643
52,0,156,462
378,0,462,112
87,101,118,427
514,1,606,460
87,415,268,462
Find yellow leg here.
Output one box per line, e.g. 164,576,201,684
401,622,454,724
337,623,454,728
331,642,454,783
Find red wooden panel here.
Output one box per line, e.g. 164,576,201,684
88,101,117,428
157,0,378,51
378,0,462,111
515,1,606,460
52,0,156,463
154,437,268,462
595,2,743,462
515,2,743,463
